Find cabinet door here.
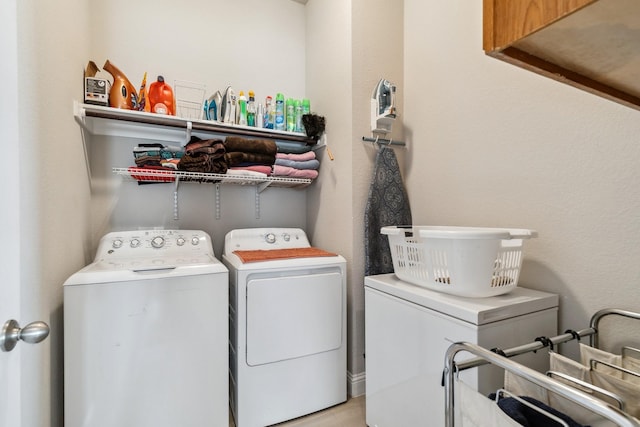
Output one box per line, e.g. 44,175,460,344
484,0,594,51
484,0,640,111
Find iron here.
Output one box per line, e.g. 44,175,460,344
370,78,396,134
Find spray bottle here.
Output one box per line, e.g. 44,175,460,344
247,90,256,127
286,98,296,132
302,98,310,116
275,93,285,131
294,99,303,132
237,91,248,125
264,96,274,129
256,103,264,128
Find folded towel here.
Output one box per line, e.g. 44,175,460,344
233,247,337,263
224,136,277,155
225,152,276,167
272,165,318,179
275,140,313,154
276,151,316,161
225,169,268,178
134,155,163,167
178,153,227,174
229,165,273,175
274,158,320,170
185,139,225,157
127,166,175,182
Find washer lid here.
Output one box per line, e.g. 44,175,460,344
64,229,228,286
63,258,228,286
365,273,558,325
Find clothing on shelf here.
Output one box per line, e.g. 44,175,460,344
271,165,318,179
127,136,320,183
178,137,227,174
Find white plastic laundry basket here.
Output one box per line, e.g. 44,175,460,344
381,226,537,297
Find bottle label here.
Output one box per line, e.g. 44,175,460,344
275,100,285,130
153,103,169,114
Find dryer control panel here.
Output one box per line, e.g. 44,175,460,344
95,230,215,262
224,228,311,254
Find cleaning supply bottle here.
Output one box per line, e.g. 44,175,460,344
286,98,296,132
237,91,248,125
275,93,285,131
294,99,303,132
302,98,310,115
148,76,175,115
264,96,274,129
102,60,138,110
247,90,256,127
256,103,264,128
137,72,150,112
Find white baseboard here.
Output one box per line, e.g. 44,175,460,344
347,370,366,397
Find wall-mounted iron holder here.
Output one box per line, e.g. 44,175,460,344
362,136,405,147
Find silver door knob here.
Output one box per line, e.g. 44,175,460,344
0,319,50,352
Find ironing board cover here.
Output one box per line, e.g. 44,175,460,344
364,145,412,276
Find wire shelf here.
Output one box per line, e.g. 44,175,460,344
113,167,312,189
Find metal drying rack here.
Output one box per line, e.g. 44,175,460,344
444,308,640,427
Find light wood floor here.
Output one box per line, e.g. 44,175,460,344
229,396,366,427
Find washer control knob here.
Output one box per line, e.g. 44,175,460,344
176,237,186,246
130,238,141,248
265,233,276,244
151,236,165,248
191,237,200,246
282,233,291,242
112,239,123,249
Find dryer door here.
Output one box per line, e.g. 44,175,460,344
246,270,343,366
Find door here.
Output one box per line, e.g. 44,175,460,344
246,270,343,366
0,2,46,426
0,1,22,426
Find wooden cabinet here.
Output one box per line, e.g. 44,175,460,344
483,0,640,110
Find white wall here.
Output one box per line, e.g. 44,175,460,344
86,0,309,256
306,0,404,395
16,0,92,426
89,0,307,105
304,0,355,386
404,0,640,356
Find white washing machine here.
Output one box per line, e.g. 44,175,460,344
223,228,347,427
63,230,229,427
365,273,559,427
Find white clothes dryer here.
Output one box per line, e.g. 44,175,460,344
63,230,228,427
223,228,347,427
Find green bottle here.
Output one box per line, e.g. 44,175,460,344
294,99,303,132
302,98,310,115
247,90,256,127
275,93,285,130
237,91,248,126
286,98,296,132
